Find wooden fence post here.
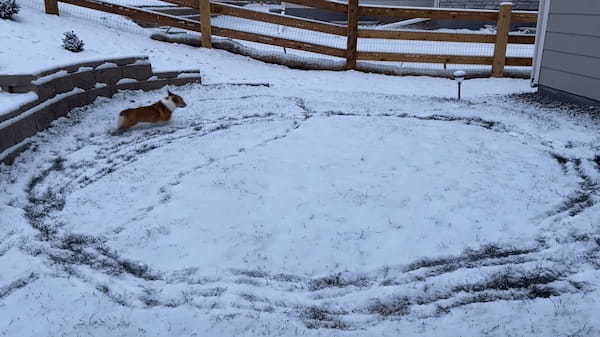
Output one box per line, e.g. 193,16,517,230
44,0,59,15
346,0,359,70
492,2,512,77
199,0,213,48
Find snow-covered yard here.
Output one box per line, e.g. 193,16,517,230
4,0,533,77
1,2,600,337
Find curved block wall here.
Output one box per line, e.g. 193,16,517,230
0,56,201,165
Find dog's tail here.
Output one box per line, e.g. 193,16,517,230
117,114,125,129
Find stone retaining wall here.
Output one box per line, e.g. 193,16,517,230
0,56,202,165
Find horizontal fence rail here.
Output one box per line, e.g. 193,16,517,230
357,52,532,66
357,29,535,44
59,0,202,30
283,0,348,13
212,27,347,57
44,0,538,77
357,5,537,23
211,2,347,36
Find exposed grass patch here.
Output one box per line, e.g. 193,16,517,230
593,155,600,169
547,156,599,217
308,273,369,291
301,306,350,330
406,243,538,273
464,244,538,262
0,273,39,299
551,153,569,173
453,267,562,293
367,297,410,317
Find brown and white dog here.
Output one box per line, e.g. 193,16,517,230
117,91,187,131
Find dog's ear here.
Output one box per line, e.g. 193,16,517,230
167,90,174,96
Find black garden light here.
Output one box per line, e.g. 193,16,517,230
453,70,466,100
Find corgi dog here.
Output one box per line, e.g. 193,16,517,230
117,91,187,131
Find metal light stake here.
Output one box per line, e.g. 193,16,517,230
453,70,466,100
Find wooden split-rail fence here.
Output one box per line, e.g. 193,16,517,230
43,0,538,77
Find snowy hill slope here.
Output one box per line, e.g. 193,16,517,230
1,2,600,337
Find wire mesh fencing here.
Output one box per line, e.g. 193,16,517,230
25,0,536,78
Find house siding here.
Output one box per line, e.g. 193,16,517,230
538,0,600,104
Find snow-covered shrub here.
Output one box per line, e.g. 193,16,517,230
0,0,20,20
62,31,85,52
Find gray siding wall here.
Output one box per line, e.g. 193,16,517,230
439,0,538,10
539,0,600,103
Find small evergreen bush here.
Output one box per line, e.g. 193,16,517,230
0,0,20,20
62,31,85,52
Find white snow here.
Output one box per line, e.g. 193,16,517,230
1,0,533,77
176,72,201,78
31,70,69,85
133,59,151,65
0,87,84,129
1,2,600,337
116,78,138,84
0,91,38,115
95,62,119,69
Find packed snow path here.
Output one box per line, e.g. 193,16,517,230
1,83,600,336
